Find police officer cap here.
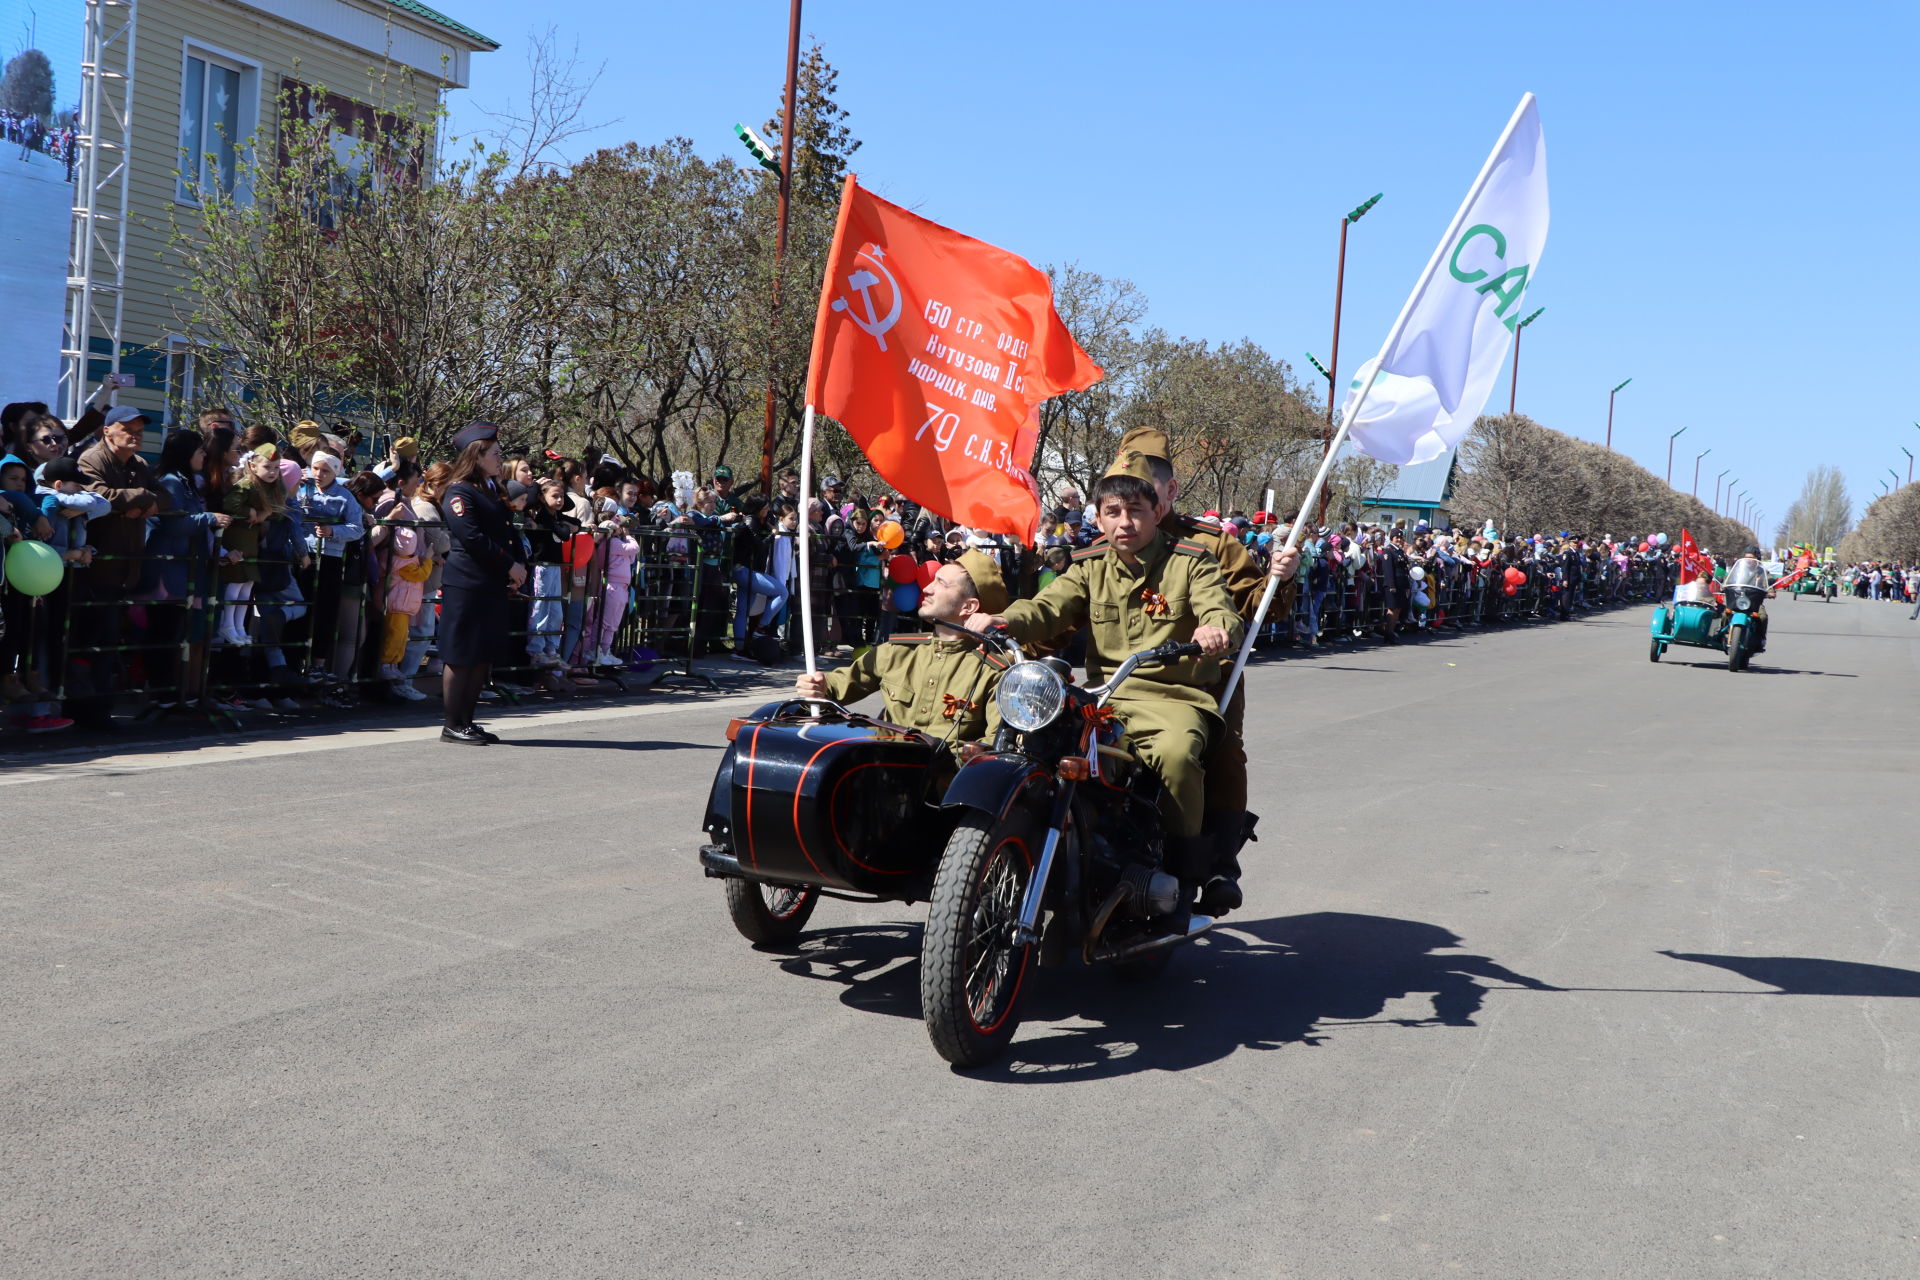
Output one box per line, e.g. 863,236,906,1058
955,549,1010,615
452,421,499,451
1113,426,1171,465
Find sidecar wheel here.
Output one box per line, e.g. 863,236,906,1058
723,878,819,946
921,813,1037,1068
1648,638,1661,663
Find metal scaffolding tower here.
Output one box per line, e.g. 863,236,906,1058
60,0,138,421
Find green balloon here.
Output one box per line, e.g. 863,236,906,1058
5,539,65,597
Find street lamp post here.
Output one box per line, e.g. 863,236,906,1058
1307,192,1381,523
1724,478,1739,516
1692,447,1711,498
1714,468,1730,512
1606,378,1632,449
1323,192,1382,429
1904,447,1914,486
1666,426,1687,486
1508,307,1545,414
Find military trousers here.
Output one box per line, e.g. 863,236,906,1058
1113,696,1216,839
1202,676,1248,814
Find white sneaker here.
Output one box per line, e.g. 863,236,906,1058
595,649,619,667
391,680,427,702
378,663,402,681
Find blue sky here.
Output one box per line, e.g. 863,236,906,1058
429,1,1920,535
0,1,79,113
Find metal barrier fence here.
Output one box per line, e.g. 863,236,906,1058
5,515,1681,727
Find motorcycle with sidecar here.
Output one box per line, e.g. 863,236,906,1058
1648,559,1771,671
699,627,1215,1067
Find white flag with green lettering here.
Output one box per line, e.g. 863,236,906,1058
1344,95,1549,466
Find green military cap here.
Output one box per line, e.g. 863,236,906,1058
956,548,1010,614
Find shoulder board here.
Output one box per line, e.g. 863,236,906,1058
892,634,931,645
1181,513,1223,532
979,650,1010,671
1171,538,1212,558
1070,540,1108,562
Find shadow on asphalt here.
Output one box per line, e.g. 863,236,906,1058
771,912,1566,1080
503,738,709,751
1659,951,1920,996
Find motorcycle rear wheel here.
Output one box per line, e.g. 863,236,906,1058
921,812,1037,1068
723,878,819,946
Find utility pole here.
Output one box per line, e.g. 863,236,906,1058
1692,447,1711,498
745,0,802,497
1666,426,1687,486
1307,193,1381,524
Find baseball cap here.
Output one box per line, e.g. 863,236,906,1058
104,405,149,426
713,464,734,480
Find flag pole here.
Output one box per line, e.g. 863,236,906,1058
1221,92,1538,706
797,403,819,676
798,174,859,681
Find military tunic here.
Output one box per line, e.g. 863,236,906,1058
822,634,1006,745
1082,514,1266,812
999,531,1241,837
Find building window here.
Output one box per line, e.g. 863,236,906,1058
178,46,259,203
164,338,240,424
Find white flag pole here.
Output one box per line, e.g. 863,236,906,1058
1220,93,1538,706
797,403,819,676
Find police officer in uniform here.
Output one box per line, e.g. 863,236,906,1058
438,422,526,744
969,452,1242,890
796,549,1010,747
1092,427,1299,915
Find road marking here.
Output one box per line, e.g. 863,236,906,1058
0,692,772,786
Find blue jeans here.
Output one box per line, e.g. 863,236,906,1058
529,565,562,658
561,597,586,665
732,566,788,639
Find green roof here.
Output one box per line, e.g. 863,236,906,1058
384,0,499,50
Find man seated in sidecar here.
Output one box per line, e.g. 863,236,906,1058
966,454,1242,891
794,547,1011,749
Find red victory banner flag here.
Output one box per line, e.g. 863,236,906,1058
1677,529,1713,585
805,176,1102,541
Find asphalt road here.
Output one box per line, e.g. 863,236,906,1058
5,595,1917,1278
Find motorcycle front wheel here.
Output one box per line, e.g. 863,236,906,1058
921,812,1038,1068
724,878,819,946
1726,624,1746,672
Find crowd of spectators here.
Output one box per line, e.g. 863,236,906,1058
0,383,1705,739
4,109,77,177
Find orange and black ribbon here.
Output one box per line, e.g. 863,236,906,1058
941,693,977,720
1139,587,1170,617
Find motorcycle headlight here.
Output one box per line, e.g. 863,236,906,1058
996,661,1067,733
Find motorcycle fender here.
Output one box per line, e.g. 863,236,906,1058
940,755,1050,823
1728,610,1752,629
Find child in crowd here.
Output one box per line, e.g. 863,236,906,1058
595,511,641,667
524,478,576,667
218,446,285,647
35,457,108,570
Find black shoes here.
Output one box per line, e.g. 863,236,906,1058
1198,875,1243,917
440,723,491,745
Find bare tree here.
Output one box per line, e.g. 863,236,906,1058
1775,466,1852,550
475,27,618,177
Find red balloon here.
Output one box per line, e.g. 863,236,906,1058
1502,566,1526,587
562,532,596,570
1638,541,1651,553
1503,584,1519,597
916,560,941,589
887,554,918,584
